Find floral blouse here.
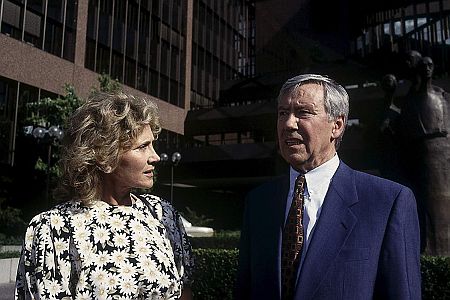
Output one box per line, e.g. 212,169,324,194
15,194,194,300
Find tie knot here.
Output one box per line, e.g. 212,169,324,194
295,174,306,193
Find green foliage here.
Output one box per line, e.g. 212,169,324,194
23,74,121,203
192,248,238,300
189,251,450,300
0,251,21,259
96,73,122,93
421,255,450,300
183,206,214,227
189,231,240,249
0,198,27,240
25,84,81,128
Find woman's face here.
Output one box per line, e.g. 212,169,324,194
104,125,160,191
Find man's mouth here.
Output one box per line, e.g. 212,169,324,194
285,139,302,146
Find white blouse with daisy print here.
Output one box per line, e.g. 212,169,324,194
15,194,194,300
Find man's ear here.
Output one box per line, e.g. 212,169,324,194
332,115,345,139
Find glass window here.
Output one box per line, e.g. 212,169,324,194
111,51,123,81
44,19,63,56
27,0,44,13
85,38,96,70
137,64,148,93
24,9,42,46
138,10,150,65
172,0,180,31
150,41,159,69
170,47,179,81
152,0,160,16
0,77,17,164
98,0,112,47
162,0,170,23
47,0,63,22
112,0,125,52
124,58,136,87
86,0,97,39
170,79,179,106
63,27,76,61
1,0,25,40
159,75,169,101
149,70,159,97
160,40,169,76
126,1,138,58
65,0,77,30
96,44,110,74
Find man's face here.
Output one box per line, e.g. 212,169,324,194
277,83,344,172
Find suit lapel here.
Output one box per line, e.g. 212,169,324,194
294,162,359,299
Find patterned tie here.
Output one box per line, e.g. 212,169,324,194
281,174,306,300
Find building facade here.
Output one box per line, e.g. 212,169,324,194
0,0,255,166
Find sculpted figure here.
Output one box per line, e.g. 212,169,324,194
401,56,450,255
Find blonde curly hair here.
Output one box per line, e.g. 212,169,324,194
54,91,161,206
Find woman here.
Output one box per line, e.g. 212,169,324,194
15,92,194,299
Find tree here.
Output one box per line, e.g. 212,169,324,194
23,74,123,203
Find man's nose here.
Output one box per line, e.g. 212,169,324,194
285,113,299,130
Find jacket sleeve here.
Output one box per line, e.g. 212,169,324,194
374,186,422,299
15,213,74,299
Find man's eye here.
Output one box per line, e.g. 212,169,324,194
296,110,312,117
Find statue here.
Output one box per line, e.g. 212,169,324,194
400,56,450,255
376,74,403,182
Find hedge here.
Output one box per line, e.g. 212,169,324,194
191,249,450,300
421,255,450,299
192,248,238,300
3,248,448,299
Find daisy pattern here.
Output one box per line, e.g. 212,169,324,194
109,215,126,232
73,226,89,242
15,194,194,299
119,278,138,296
112,232,128,249
90,269,110,286
110,249,128,265
93,225,110,245
50,214,65,233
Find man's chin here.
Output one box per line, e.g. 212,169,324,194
283,153,308,168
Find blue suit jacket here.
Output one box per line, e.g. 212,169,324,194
235,162,421,299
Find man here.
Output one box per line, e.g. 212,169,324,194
235,74,421,299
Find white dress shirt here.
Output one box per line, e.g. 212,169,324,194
284,154,340,266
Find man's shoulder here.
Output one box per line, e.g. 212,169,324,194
342,163,412,197
252,175,287,190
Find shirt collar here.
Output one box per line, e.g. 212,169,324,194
289,154,340,201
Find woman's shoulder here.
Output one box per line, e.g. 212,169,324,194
27,201,83,227
136,193,175,217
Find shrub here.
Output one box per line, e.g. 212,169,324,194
421,255,450,300
190,249,450,300
0,251,21,259
192,249,238,300
189,236,239,250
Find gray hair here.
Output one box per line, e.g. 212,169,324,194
278,74,349,149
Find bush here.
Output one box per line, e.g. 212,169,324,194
421,255,450,300
189,232,240,250
190,250,450,300
192,248,238,300
0,251,21,259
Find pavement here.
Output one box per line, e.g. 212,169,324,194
0,283,14,299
